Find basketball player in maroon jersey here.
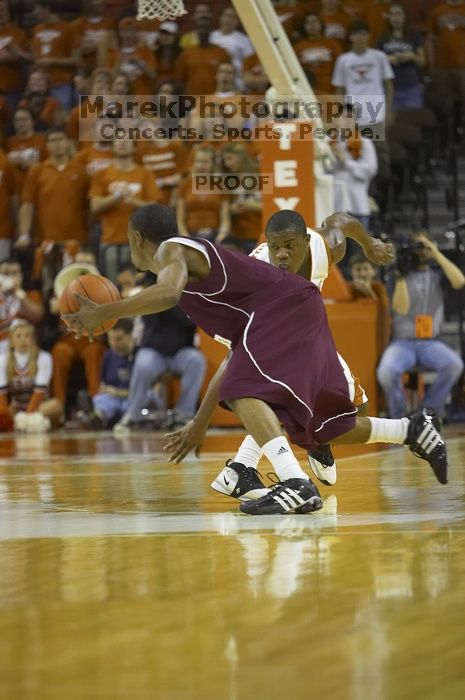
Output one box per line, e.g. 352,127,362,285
64,204,448,515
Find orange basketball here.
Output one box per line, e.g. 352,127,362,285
59,274,121,337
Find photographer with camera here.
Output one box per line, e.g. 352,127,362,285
377,232,465,418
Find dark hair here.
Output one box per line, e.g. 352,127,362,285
117,261,137,275
350,21,370,34
111,318,134,334
130,204,178,244
265,210,307,237
349,253,374,268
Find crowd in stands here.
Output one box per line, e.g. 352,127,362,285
0,0,464,432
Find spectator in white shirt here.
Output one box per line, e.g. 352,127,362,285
332,21,394,129
210,7,254,90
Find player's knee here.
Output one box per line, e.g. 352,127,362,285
356,401,369,416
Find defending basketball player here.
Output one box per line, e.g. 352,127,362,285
63,204,449,515
168,209,385,490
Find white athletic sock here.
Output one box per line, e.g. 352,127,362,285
366,417,409,445
261,436,308,481
234,435,262,469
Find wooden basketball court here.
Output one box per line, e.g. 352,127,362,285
1,428,464,700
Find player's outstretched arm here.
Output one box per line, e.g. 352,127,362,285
63,244,189,339
164,355,231,463
322,212,394,266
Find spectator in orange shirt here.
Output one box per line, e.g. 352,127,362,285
364,0,393,47
175,18,230,95
111,71,132,96
221,143,262,255
66,68,111,146
347,253,391,358
30,3,79,110
176,146,230,241
18,128,90,247
321,0,352,48
139,137,188,205
106,17,157,96
0,0,30,110
179,3,212,49
72,0,116,72
6,108,47,195
155,21,181,84
18,69,65,132
293,12,342,95
0,150,17,259
427,0,465,121
89,139,161,280
243,53,270,95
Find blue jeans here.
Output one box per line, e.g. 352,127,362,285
123,346,207,421
93,392,129,421
377,339,464,417
393,84,424,109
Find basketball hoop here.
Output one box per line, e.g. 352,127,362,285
137,0,187,20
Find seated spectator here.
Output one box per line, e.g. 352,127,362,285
106,17,157,96
77,319,135,428
72,0,116,73
179,3,212,49
6,109,47,194
30,3,78,111
18,70,65,132
116,262,140,298
175,17,230,95
17,128,90,248
347,253,391,356
377,232,465,418
0,149,17,260
210,8,254,89
293,12,342,95
0,258,44,353
0,0,30,112
0,319,63,429
89,138,161,281
221,143,262,254
154,21,181,84
378,2,425,109
113,306,206,433
176,146,230,241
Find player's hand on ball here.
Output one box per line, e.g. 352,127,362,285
365,238,395,266
164,419,207,463
62,293,103,342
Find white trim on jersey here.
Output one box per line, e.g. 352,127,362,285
164,238,229,297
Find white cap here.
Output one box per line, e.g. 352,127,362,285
159,21,178,34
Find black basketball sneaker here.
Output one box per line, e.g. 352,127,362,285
405,408,448,484
240,478,323,515
211,461,270,501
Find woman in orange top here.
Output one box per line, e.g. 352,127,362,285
176,146,230,241
221,143,262,255
293,12,342,95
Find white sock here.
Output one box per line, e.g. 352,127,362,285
366,417,409,445
234,434,262,469
261,436,308,481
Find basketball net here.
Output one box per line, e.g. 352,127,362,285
137,0,187,20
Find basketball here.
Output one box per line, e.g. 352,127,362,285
59,274,121,336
